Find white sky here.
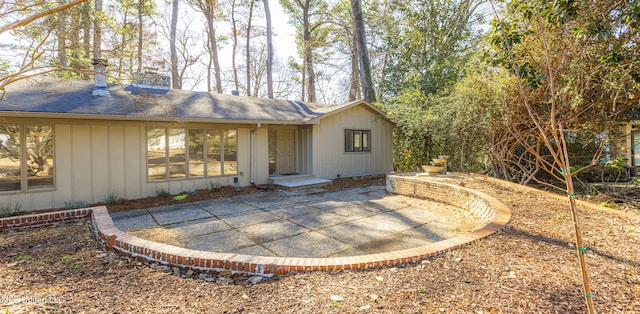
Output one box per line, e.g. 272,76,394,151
168,1,300,93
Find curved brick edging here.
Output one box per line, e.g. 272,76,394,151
89,175,512,276
0,176,513,276
0,208,92,232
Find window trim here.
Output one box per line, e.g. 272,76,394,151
146,127,237,182
344,129,371,153
0,123,55,194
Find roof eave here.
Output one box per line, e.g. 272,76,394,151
306,100,393,124
0,111,318,125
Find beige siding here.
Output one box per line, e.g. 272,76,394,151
91,126,109,202
108,126,126,197
251,127,269,185
125,126,144,199
297,126,313,175
1,120,256,212
53,125,73,206
312,105,393,179
71,125,92,202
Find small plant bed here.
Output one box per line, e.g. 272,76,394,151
102,185,278,213
103,177,383,214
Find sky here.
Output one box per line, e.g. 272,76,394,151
0,1,301,94
168,1,300,94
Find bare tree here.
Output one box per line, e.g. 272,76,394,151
350,0,374,102
0,0,91,99
0,0,90,35
264,0,274,98
169,0,180,89
137,0,145,72
246,0,255,96
490,3,601,312
225,0,241,91
94,0,103,59
190,0,223,93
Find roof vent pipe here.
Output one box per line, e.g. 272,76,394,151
92,58,110,97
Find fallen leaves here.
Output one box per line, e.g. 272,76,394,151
0,174,638,313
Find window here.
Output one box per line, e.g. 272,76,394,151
147,127,237,181
0,124,54,192
345,129,371,152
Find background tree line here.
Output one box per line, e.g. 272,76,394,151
1,0,639,187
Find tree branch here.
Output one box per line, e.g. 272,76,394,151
0,0,91,34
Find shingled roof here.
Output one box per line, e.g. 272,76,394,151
0,77,366,124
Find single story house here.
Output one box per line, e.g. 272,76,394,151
0,77,393,212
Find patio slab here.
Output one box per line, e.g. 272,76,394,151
150,207,212,226
109,186,485,258
111,212,157,231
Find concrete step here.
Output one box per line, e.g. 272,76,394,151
268,174,315,184
274,178,333,190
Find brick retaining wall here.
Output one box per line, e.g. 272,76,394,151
0,208,92,232
385,174,506,224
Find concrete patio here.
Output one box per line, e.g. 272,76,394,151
109,186,483,258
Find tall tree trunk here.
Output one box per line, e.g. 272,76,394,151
117,12,128,80
137,0,144,72
81,3,91,78
206,35,212,92
93,0,102,59
205,16,223,93
57,11,68,67
246,0,255,96
212,29,222,93
264,0,274,98
301,62,306,101
349,29,360,101
193,0,222,93
170,0,180,89
351,0,375,102
230,0,239,92
302,0,316,102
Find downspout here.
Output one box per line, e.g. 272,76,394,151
249,123,262,185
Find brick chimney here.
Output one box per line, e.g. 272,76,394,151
92,58,110,96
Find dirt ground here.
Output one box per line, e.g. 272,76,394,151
1,174,639,313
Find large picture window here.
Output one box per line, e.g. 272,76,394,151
345,129,371,152
0,124,54,192
147,127,237,181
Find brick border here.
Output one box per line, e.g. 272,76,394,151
0,208,92,232
1,174,513,276
89,174,511,276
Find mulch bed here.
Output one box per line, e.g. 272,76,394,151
0,174,638,313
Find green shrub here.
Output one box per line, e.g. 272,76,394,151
209,181,221,192
155,187,170,197
65,200,88,210
0,203,22,217
104,191,123,205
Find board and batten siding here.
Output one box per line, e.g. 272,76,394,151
311,105,393,179
0,121,253,212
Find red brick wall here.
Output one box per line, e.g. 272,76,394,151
386,174,498,223
0,208,93,232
